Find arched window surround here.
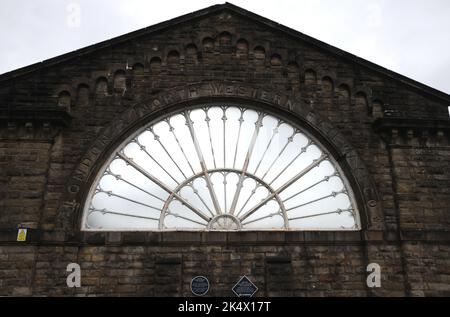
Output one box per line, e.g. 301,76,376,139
79,100,364,232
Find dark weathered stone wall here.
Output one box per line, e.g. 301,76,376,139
0,235,403,297
0,7,449,296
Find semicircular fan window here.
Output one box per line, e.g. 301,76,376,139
82,104,361,231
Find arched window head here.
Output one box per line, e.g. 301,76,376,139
150,57,162,74
287,62,299,80
95,77,108,96
82,104,361,231
304,69,317,85
202,37,215,51
167,50,180,65
185,44,198,64
236,39,249,56
270,54,282,67
219,32,232,46
132,63,144,74
113,70,126,91
57,91,71,110
254,46,266,61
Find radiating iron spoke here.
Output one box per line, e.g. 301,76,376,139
223,172,227,213
205,108,217,169
253,120,282,175
132,138,180,185
288,208,354,221
105,168,166,203
229,112,264,215
282,173,338,203
261,129,298,179
89,207,159,221
165,211,208,226
285,189,347,212
166,119,196,175
147,128,187,179
240,154,327,222
269,140,313,186
235,184,263,218
96,187,162,212
166,119,217,216
188,183,215,218
242,210,282,226
184,111,222,215
232,109,245,168
222,107,227,167
117,152,210,222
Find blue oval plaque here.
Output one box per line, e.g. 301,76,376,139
190,276,210,296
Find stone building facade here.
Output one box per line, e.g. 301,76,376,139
0,3,449,296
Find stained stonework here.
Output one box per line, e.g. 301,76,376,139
0,3,449,296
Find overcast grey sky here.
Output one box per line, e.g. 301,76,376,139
1,0,449,94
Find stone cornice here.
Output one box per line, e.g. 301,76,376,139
373,116,450,132
1,229,448,246
0,107,72,126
